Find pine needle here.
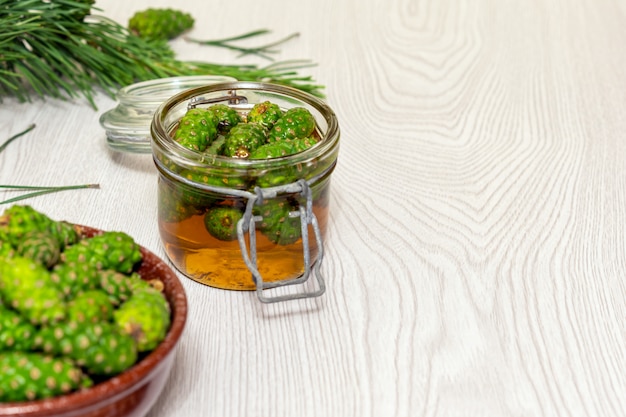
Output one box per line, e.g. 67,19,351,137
0,124,36,154
185,29,301,61
0,184,100,205
0,123,99,204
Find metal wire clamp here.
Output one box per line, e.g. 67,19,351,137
237,179,326,303
187,90,248,109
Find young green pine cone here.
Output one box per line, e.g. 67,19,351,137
0,304,38,351
250,137,319,187
179,168,249,189
67,290,114,324
292,136,319,152
0,256,66,325
128,8,195,41
0,205,80,250
98,270,136,306
35,321,138,376
203,206,243,241
207,104,242,134
114,286,171,352
249,141,294,159
267,107,316,143
254,199,302,245
249,136,318,160
158,177,211,223
247,101,283,130
223,123,267,158
0,352,92,402
174,108,218,152
16,230,61,268
0,240,15,259
158,192,202,223
50,261,100,298
61,231,142,274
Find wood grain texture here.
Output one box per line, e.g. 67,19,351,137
1,0,625,416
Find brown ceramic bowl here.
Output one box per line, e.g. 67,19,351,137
0,226,188,417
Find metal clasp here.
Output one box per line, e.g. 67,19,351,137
187,90,248,109
237,179,326,303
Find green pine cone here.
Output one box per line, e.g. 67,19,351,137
128,8,195,41
0,352,92,402
292,136,319,152
0,205,79,250
0,240,15,259
127,274,165,294
223,123,267,158
207,104,242,134
249,136,319,161
253,165,300,188
68,290,114,324
98,270,136,306
179,167,249,190
61,231,142,274
114,287,171,352
174,108,218,152
249,141,294,159
247,101,283,130
254,199,302,245
250,137,319,187
158,184,206,223
0,256,66,325
203,206,243,241
0,304,38,351
16,230,61,268
267,107,316,143
35,321,138,376
159,177,219,223
50,261,100,298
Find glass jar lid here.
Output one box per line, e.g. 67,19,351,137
99,75,237,153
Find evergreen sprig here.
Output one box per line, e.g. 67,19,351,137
0,0,324,109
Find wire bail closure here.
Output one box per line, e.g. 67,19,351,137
187,90,248,109
237,179,326,303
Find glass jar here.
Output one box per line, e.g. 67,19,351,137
150,81,340,302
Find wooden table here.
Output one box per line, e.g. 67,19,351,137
1,0,625,416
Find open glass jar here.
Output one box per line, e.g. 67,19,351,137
150,82,340,302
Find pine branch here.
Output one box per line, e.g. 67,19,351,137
0,1,324,108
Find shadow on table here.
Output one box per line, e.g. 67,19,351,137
248,288,326,319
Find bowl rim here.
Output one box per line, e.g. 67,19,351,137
0,225,188,416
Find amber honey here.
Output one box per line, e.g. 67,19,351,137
157,176,331,290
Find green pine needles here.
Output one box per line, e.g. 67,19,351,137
0,124,99,204
0,0,324,108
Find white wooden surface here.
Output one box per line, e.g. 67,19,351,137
1,0,625,416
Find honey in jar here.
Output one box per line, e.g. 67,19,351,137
150,82,340,301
